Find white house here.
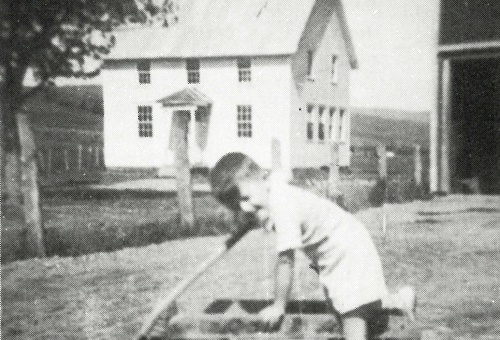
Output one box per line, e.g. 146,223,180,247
102,0,358,175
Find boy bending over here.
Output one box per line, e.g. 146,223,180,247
210,153,416,340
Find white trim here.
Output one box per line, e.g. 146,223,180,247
438,41,500,53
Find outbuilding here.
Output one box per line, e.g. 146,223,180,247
431,0,500,194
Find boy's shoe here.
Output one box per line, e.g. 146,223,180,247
397,286,417,321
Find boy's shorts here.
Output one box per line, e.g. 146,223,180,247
317,220,388,315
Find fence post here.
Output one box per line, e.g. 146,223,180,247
377,144,387,179
377,144,388,237
328,142,340,198
414,144,422,186
173,110,195,231
47,148,52,175
77,144,82,171
95,146,100,167
87,146,92,170
63,148,69,171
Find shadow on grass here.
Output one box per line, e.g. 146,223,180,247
446,301,500,336
417,207,500,216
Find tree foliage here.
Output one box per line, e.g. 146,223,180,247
0,0,179,149
0,0,118,154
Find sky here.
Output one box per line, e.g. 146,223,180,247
52,0,442,112
343,0,441,111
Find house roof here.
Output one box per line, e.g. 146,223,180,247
106,0,358,67
439,0,500,48
157,87,212,106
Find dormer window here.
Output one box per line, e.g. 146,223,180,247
138,61,151,84
187,59,200,84
238,58,251,82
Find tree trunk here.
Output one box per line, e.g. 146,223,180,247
1,149,22,205
17,113,46,258
172,110,195,232
1,65,24,206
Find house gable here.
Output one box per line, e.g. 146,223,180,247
289,0,354,168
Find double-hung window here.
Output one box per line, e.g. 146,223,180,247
329,107,336,141
138,105,153,137
238,58,251,82
339,108,347,142
318,106,326,142
138,61,151,84
237,105,252,138
187,59,200,84
307,104,314,141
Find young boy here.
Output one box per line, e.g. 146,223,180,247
210,152,416,340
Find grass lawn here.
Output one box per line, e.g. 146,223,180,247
1,190,228,262
2,195,500,339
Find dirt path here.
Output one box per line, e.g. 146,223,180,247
2,195,500,339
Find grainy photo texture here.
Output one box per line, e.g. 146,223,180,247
1,1,499,340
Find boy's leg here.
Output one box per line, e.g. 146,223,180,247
341,315,367,340
339,300,388,340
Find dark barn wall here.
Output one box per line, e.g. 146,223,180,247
450,58,500,193
439,0,500,45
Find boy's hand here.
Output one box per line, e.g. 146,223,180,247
259,302,285,331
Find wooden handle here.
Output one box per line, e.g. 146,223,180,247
137,226,253,339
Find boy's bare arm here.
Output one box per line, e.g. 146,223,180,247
259,249,295,328
274,249,295,308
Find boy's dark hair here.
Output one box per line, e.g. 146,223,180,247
210,152,264,211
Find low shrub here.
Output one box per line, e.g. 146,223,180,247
41,215,232,260
2,206,234,263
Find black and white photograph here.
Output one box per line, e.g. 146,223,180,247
1,0,499,339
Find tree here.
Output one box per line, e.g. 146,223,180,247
0,0,180,258
0,0,117,257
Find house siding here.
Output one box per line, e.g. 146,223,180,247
290,0,352,168
102,56,292,170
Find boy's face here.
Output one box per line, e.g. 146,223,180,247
236,177,270,222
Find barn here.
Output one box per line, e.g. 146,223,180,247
431,0,500,194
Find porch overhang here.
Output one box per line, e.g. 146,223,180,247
157,87,212,107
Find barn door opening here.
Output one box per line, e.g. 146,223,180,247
451,58,500,194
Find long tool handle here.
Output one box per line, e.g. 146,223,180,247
137,226,252,339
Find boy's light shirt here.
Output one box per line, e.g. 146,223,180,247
267,172,352,254
266,172,389,313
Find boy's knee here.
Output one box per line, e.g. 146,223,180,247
341,300,389,338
